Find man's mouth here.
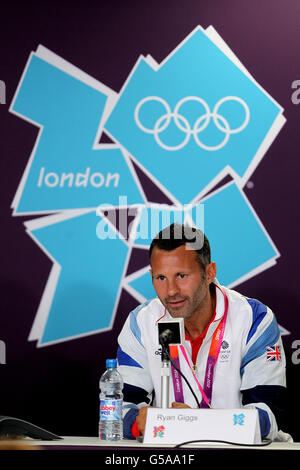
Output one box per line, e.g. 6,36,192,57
167,298,186,308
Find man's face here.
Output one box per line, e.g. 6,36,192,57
150,245,213,320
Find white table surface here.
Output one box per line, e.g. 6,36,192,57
25,436,300,450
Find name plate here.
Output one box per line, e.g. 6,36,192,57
143,408,261,445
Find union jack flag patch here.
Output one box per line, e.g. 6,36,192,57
266,345,281,361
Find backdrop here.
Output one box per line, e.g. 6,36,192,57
1,0,300,440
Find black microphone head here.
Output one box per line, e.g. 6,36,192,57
159,328,173,345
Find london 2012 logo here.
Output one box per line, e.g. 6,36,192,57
153,425,165,438
10,25,289,346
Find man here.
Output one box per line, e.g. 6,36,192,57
117,223,288,441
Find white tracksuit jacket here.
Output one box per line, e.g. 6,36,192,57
117,282,288,441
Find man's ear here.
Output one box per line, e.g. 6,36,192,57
205,262,217,285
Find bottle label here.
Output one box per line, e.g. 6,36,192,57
100,399,122,421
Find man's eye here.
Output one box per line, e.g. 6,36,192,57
157,275,165,281
178,273,187,279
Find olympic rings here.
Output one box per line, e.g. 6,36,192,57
134,95,250,151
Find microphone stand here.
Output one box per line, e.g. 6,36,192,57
160,341,171,409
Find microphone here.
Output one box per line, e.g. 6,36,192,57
157,319,184,362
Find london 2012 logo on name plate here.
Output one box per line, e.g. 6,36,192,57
233,413,245,426
153,425,165,438
10,25,289,346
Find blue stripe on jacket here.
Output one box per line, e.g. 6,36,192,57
129,300,152,345
117,346,142,368
240,315,280,376
246,298,268,344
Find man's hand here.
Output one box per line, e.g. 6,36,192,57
171,402,191,408
136,406,149,435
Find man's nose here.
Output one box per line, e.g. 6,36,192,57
167,279,180,297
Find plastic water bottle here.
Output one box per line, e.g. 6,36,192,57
99,358,123,440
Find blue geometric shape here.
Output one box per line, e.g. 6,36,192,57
105,28,282,204
12,55,143,213
29,211,128,344
129,271,156,301
128,182,278,300
200,183,278,286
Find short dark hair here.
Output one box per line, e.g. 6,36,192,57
149,223,211,272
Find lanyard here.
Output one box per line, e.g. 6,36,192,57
169,345,185,403
169,285,228,408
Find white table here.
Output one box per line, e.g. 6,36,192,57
26,436,300,450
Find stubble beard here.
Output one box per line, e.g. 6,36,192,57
163,277,208,321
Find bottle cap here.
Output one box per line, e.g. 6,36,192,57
106,359,117,368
